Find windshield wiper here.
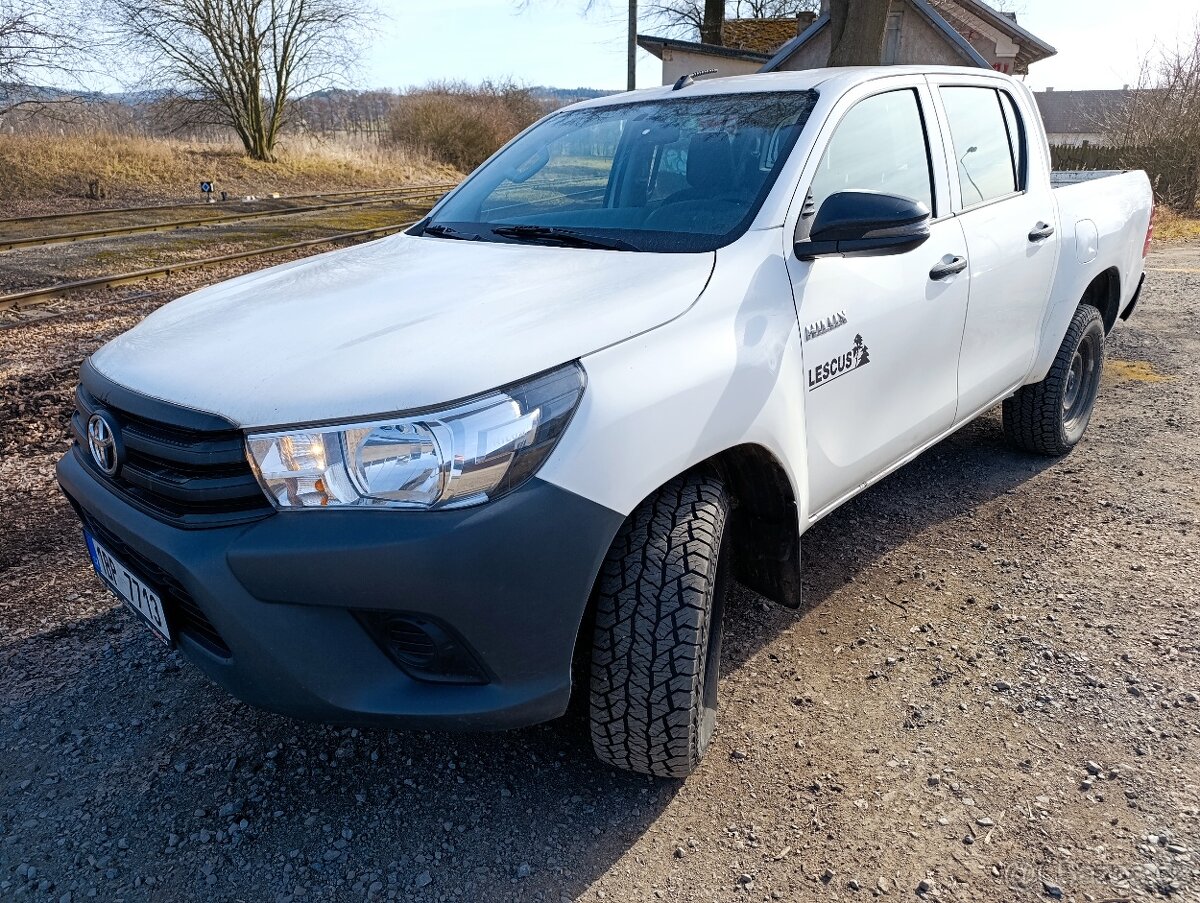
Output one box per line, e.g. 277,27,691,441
490,225,638,251
422,223,484,241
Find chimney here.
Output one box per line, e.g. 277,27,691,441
1046,87,1054,92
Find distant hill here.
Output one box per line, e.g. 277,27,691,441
0,83,173,107
4,83,616,110
530,86,616,105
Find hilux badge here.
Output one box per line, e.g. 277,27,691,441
804,310,848,341
87,411,122,476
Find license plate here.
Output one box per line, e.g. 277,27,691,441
84,532,172,645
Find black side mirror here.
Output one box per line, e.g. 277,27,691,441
795,190,931,260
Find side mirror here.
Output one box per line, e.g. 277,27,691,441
795,190,931,260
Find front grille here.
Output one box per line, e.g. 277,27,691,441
72,361,273,528
79,511,231,658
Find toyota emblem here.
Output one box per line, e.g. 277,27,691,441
87,411,122,476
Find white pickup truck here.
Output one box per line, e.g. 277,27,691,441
59,66,1153,778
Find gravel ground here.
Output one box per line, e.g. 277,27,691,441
1,245,1198,903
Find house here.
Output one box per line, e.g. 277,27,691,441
1034,88,1132,147
638,0,1055,85
637,15,816,86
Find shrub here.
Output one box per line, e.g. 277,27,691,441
388,80,547,172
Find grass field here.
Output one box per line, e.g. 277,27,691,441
1152,206,1200,243
0,133,459,204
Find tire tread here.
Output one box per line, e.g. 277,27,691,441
589,474,729,778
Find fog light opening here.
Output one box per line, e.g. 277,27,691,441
357,612,489,685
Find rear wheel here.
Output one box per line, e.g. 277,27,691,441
1003,305,1105,456
588,473,730,778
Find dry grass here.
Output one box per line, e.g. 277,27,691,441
0,132,460,203
1150,206,1200,243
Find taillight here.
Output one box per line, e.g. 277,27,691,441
1143,208,1156,258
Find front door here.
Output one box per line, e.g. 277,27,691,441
786,84,971,517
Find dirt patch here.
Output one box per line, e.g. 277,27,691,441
0,249,1198,903
1105,359,1177,383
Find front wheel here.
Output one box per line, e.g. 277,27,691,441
1003,305,1105,456
588,473,731,778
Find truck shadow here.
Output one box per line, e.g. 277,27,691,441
0,411,1058,903
719,408,1060,671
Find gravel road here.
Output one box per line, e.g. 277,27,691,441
1,246,1198,903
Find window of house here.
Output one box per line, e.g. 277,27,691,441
807,88,934,220
940,86,1020,206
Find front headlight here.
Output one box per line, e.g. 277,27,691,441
246,363,585,510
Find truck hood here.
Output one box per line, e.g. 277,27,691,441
90,234,715,427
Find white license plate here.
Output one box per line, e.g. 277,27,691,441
85,533,172,645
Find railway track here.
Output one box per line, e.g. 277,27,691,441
0,182,458,228
0,220,419,313
0,187,449,252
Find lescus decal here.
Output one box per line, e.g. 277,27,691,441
807,334,871,390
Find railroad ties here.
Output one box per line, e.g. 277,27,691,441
0,183,456,315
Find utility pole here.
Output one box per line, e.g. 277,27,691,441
627,0,637,90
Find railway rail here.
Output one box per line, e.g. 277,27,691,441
0,188,448,253
0,182,458,228
0,220,418,314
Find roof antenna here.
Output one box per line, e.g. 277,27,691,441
672,68,718,91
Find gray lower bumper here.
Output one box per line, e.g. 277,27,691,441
57,447,624,730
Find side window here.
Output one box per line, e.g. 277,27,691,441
808,89,934,219
940,87,1019,207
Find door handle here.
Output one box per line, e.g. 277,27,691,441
1029,222,1056,242
929,256,968,280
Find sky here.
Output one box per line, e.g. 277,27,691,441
365,0,1200,93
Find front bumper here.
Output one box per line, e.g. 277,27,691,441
57,447,624,730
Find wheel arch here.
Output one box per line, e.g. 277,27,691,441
1028,265,1123,384
704,443,803,609
567,441,803,715
1081,266,1121,334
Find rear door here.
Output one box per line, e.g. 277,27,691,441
785,78,971,517
929,77,1059,419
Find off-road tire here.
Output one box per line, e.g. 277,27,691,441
589,473,731,778
1003,304,1105,456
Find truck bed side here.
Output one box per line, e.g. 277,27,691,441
1027,170,1153,383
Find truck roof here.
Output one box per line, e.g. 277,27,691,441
568,66,1022,109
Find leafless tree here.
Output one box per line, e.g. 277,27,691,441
1101,20,1200,210
0,0,92,117
104,0,372,161
644,0,819,42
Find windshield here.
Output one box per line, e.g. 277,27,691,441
421,90,819,253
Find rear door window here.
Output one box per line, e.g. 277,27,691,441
939,86,1020,207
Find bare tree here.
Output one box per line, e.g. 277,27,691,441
826,0,891,67
644,0,819,42
105,0,371,161
1102,20,1200,210
0,0,90,117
